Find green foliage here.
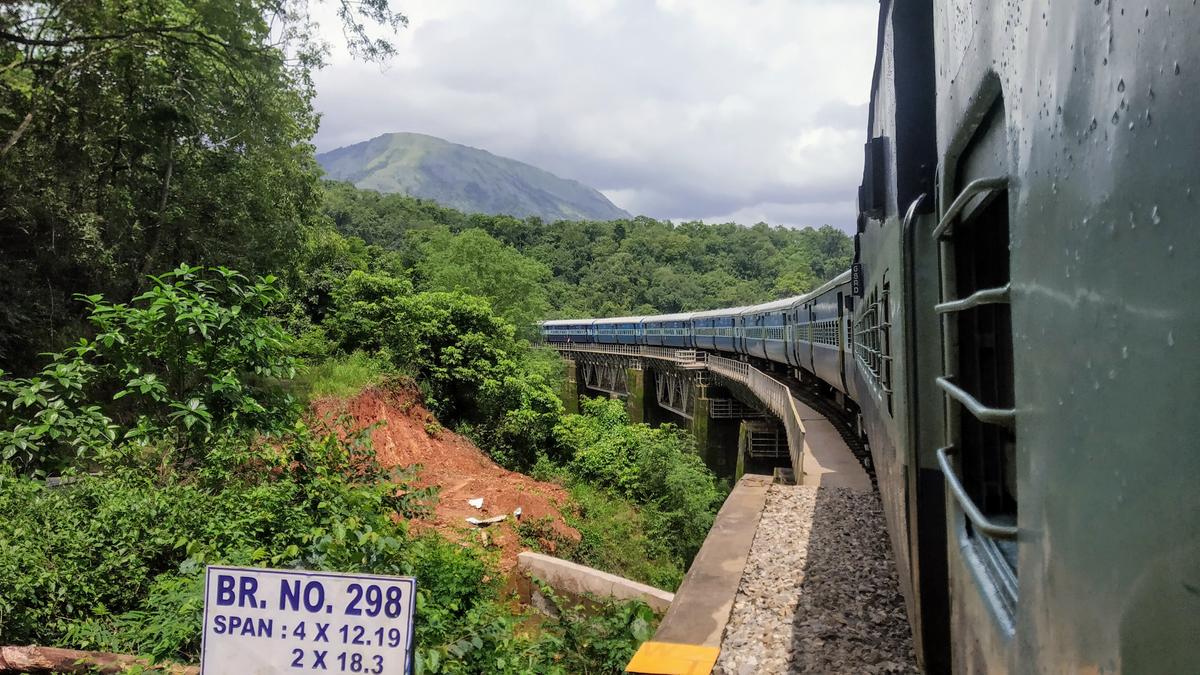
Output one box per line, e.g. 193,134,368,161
550,398,725,576
524,481,686,590
290,351,388,402
318,182,855,320
0,437,651,672
537,587,657,674
0,418,419,658
0,265,295,471
316,262,564,470
0,0,405,371
412,228,552,337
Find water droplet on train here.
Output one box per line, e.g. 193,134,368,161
1167,331,1175,347
1058,398,1064,406
1128,121,1135,130
1176,62,1182,75
1089,117,1098,132
1111,111,1120,124
1168,244,1174,255
1121,346,1128,359
1117,79,1125,92
1108,368,1117,380
1151,205,1161,224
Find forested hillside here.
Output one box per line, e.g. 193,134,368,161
318,132,631,222
321,181,853,321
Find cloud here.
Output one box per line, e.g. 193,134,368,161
310,0,878,232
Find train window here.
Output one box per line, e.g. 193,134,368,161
853,284,890,414
935,182,1019,630
882,277,892,415
953,192,1017,570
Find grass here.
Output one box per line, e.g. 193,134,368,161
291,351,387,402
525,458,685,591
564,482,685,591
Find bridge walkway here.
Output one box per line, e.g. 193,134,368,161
790,397,870,491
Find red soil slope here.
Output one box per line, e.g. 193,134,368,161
310,382,578,570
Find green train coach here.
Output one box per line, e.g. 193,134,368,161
541,1,1199,671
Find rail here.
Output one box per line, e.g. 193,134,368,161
545,343,807,478
705,354,808,478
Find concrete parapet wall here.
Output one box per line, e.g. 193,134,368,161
516,552,674,613
651,474,772,647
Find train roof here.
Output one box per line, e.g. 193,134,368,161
540,270,852,327
740,296,803,315
644,312,695,323
591,315,648,325
689,306,748,320
801,269,853,301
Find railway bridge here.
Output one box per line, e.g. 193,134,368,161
550,342,868,488
546,343,910,674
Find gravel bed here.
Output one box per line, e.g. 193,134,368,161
714,485,918,674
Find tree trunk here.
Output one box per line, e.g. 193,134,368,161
0,645,199,674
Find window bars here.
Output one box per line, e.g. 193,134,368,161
934,175,1018,542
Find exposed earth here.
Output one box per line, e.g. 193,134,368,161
310,382,579,571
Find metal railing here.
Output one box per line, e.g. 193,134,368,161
706,354,808,478
551,342,698,364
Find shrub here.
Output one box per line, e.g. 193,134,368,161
554,397,724,568
0,265,296,471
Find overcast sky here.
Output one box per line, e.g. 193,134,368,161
311,0,878,232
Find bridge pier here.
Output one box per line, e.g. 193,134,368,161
689,394,739,478
561,360,580,414
624,367,651,424
552,347,770,479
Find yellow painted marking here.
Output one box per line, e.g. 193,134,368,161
625,641,720,674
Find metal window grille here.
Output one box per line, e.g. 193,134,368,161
933,175,1019,604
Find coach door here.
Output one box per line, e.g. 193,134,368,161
935,84,1020,673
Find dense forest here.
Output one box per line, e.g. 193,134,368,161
321,181,853,322
0,2,851,672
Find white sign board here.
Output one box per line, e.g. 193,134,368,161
201,566,416,675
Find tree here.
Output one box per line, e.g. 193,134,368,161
0,1,405,372
412,228,552,336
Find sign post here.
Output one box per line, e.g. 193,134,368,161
200,566,417,675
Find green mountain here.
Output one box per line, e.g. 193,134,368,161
316,132,630,222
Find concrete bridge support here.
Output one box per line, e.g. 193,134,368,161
560,359,580,414
552,348,776,479
624,367,651,424
688,395,740,478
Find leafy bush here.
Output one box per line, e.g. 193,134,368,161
554,397,724,567
411,228,552,338
0,419,424,657
516,478,686,588
0,265,296,471
319,265,565,469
